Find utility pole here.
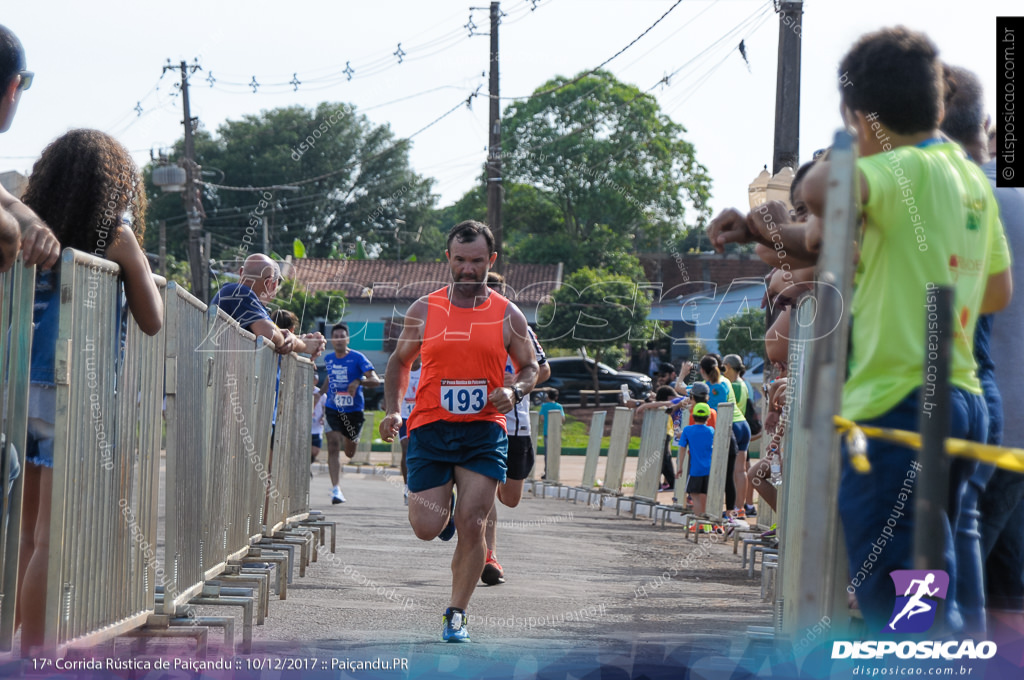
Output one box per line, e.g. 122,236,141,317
158,219,167,278
772,1,802,174
165,59,207,301
486,1,504,273
263,203,270,256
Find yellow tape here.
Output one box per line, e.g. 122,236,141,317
832,416,1024,474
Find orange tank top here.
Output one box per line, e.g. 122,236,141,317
407,287,509,432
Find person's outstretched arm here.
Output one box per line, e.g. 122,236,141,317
106,225,162,336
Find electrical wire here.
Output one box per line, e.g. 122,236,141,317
501,0,684,101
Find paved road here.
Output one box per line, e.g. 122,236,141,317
229,466,775,677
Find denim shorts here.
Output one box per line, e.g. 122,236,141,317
406,420,507,493
26,385,56,468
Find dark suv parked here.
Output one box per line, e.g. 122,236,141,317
536,357,653,405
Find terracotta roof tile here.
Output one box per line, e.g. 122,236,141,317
286,259,563,304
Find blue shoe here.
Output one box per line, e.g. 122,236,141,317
442,607,470,642
437,490,456,541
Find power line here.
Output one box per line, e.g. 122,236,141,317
501,0,684,101
198,90,478,194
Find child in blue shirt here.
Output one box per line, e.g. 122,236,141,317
677,402,715,516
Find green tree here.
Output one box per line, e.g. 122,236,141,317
537,259,655,392
501,70,712,271
145,103,437,262
433,180,564,263
717,307,766,364
271,278,347,333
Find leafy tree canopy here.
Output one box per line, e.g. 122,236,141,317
501,70,712,272
717,307,766,364
537,258,656,390
145,102,438,263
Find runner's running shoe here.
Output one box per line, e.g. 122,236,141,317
481,550,505,585
331,486,346,504
442,607,470,642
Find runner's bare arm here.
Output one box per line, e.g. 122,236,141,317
348,368,382,396
490,303,538,414
380,298,426,441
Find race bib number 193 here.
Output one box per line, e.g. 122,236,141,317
441,379,487,414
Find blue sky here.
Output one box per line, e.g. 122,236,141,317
2,0,1015,226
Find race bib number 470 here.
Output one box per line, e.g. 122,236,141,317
441,379,487,414
334,392,354,408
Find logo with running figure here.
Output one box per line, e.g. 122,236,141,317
886,570,949,633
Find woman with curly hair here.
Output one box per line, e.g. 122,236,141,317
17,129,162,654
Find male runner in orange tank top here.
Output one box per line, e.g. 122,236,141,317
380,221,539,643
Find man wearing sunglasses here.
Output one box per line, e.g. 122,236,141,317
212,253,325,358
0,24,59,273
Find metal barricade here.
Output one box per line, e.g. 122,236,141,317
774,130,858,640
44,250,166,654
570,410,606,505
267,352,315,531
163,283,211,612
537,414,563,497
614,410,667,516
599,407,634,495
163,289,276,615
0,261,35,651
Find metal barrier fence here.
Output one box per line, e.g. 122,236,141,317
774,130,858,640
268,352,315,530
599,407,633,495
45,250,167,654
0,261,35,651
163,288,278,614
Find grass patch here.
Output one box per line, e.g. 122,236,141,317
557,413,641,450
366,410,642,451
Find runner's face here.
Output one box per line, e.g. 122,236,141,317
331,330,349,354
446,238,494,296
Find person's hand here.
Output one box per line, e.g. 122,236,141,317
747,201,792,245
346,379,361,397
676,470,683,479
379,412,403,443
301,332,326,360
19,219,60,270
275,329,297,355
489,386,515,414
764,410,781,434
707,208,756,253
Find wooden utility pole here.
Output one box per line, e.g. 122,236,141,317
158,219,167,278
486,1,504,273
773,1,802,173
166,59,206,301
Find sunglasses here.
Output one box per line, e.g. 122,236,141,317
16,70,33,91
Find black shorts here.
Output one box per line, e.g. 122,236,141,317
326,409,364,442
311,433,323,448
505,435,535,481
686,475,709,494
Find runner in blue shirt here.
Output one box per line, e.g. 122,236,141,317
321,322,380,503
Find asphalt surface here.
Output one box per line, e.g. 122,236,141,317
233,464,775,677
